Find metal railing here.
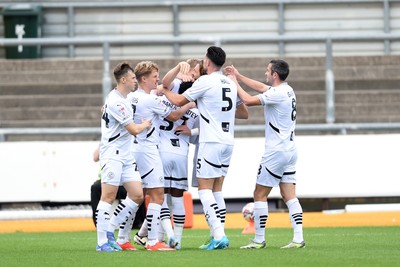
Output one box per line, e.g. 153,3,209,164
2,122,400,141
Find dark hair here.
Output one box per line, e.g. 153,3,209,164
113,62,134,83
178,81,193,94
206,46,226,67
270,59,289,81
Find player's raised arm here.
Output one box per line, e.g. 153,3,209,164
162,61,191,90
235,99,249,119
228,74,261,107
224,65,268,93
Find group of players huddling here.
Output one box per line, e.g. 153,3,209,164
96,46,305,252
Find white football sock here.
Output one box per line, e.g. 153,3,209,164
171,196,185,244
116,198,140,244
96,200,112,246
213,191,226,228
160,194,174,241
198,189,224,240
286,198,304,243
146,203,162,246
254,201,268,243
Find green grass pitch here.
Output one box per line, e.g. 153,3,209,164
1,226,399,267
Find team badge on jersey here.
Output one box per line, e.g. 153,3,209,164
116,102,127,118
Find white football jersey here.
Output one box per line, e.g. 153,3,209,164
159,79,199,156
183,71,237,145
99,89,134,163
127,89,171,146
257,82,297,151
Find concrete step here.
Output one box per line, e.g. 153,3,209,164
0,107,100,121
0,84,101,95
0,119,100,128
0,59,103,72
0,55,399,141
4,133,100,142
0,94,103,108
297,89,400,103
0,71,102,84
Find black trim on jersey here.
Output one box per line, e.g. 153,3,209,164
265,167,282,179
141,168,154,179
146,127,155,138
269,122,280,133
108,133,120,142
283,171,296,175
200,113,210,123
170,138,180,147
101,164,106,170
164,177,188,182
204,158,222,168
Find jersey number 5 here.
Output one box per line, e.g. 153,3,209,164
221,87,233,111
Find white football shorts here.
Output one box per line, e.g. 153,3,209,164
196,142,233,179
160,152,188,190
256,149,298,187
100,159,141,186
133,145,165,189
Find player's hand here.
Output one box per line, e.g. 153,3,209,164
175,125,191,136
224,65,239,77
156,84,166,96
141,118,152,129
178,61,191,75
176,72,194,82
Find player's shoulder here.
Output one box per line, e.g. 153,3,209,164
107,91,127,105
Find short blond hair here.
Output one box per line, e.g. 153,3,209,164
134,61,159,82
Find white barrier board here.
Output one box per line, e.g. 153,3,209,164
1,134,399,203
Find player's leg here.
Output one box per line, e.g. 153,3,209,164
168,156,188,249
159,193,174,244
213,144,234,232
96,184,119,251
241,154,280,249
96,160,122,252
159,156,176,246
197,143,229,250
90,179,101,227
212,191,226,227
145,187,175,250
134,148,174,250
280,151,304,249
280,182,305,248
114,169,143,250
198,178,224,237
170,188,185,249
241,184,271,249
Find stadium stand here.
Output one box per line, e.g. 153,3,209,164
0,55,400,140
